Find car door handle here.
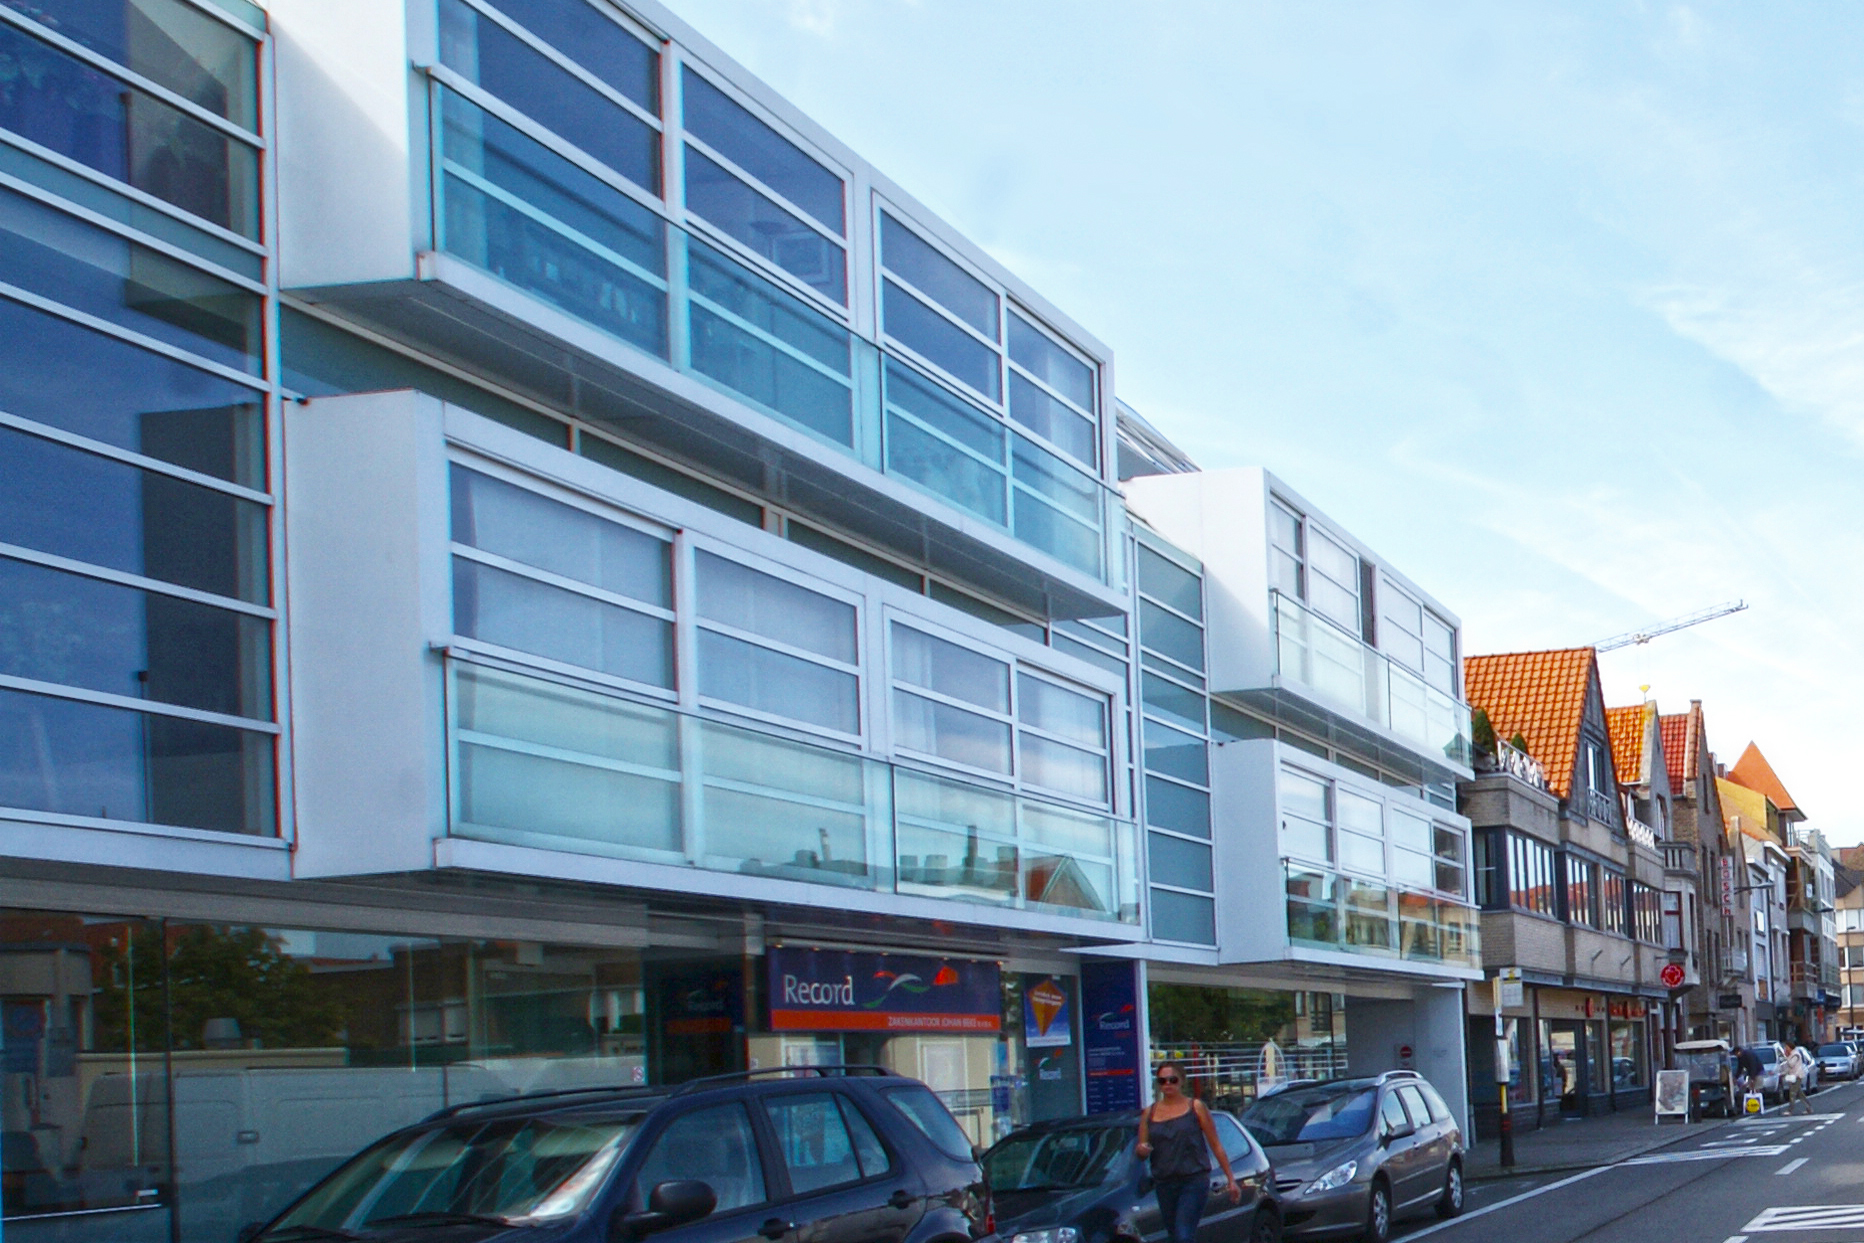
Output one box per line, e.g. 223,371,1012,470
888,1190,915,1210
759,1219,796,1240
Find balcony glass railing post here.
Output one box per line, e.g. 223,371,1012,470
1271,592,1472,766
446,656,1139,923
429,80,1110,580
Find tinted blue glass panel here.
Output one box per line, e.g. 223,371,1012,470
1149,832,1213,891
1012,436,1097,523
883,280,999,400
450,463,669,604
1144,718,1208,784
453,557,673,687
880,213,997,339
883,361,1005,524
1139,600,1204,672
0,685,275,833
440,0,659,194
1144,774,1209,838
1008,312,1094,409
0,23,261,236
0,425,269,603
684,145,844,304
698,629,858,734
1012,438,1100,574
0,555,271,717
681,68,842,233
687,240,852,445
1009,372,1095,467
0,295,264,485
1138,545,1202,620
0,0,259,127
1150,887,1215,944
884,359,1001,460
481,0,659,111
0,186,262,372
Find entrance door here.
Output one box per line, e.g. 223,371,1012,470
1544,1023,1587,1115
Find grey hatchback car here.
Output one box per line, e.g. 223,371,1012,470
1240,1072,1462,1243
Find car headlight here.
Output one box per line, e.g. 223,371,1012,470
1010,1229,1080,1243
1304,1159,1358,1194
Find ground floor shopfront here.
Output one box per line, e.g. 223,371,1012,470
1465,980,1674,1138
0,869,1136,1243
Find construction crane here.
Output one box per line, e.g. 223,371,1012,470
1594,600,1748,652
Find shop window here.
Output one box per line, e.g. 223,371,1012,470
635,1103,768,1211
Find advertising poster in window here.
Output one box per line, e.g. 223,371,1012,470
1024,975,1073,1048
766,948,1000,1031
1082,960,1141,1112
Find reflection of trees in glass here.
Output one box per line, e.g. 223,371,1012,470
1146,984,1296,1045
96,926,346,1051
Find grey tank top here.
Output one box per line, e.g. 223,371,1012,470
1146,1105,1211,1180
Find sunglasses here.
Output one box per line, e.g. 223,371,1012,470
1156,1075,1181,1084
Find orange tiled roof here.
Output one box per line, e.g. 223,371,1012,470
1659,713,1691,796
1726,743,1802,818
1464,648,1596,799
1604,704,1646,786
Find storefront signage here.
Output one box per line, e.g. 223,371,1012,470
1659,962,1686,990
1720,856,1736,913
1024,976,1073,1048
1718,993,1743,1010
765,948,999,1032
1081,960,1142,1113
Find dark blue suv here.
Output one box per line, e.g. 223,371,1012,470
243,1067,992,1243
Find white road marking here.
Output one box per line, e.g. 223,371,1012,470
1774,1157,1808,1175
1744,1204,1864,1231
1393,1165,1611,1241
1722,1236,1747,1243
1621,1145,1790,1165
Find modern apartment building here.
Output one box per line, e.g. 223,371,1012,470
1457,651,1682,1132
0,1,1482,1239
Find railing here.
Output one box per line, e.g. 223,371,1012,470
1270,592,1473,767
1283,862,1481,969
1495,739,1547,790
1149,1042,1351,1112
1661,841,1696,873
1585,786,1617,825
1624,811,1657,849
446,658,1140,924
428,82,1113,582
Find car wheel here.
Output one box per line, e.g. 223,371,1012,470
1362,1180,1392,1243
1434,1161,1464,1219
1249,1206,1281,1243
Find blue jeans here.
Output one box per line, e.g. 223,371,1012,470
1153,1174,1209,1243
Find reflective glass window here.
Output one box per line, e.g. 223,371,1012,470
1007,311,1093,410
880,213,996,338
1269,499,1304,599
1012,436,1099,575
451,466,669,605
1143,718,1206,785
0,425,269,603
764,1092,868,1194
1144,775,1208,838
0,185,262,372
685,145,845,303
1008,372,1095,467
634,1104,768,1212
439,0,659,194
0,555,271,717
688,239,853,445
1017,674,1105,750
682,69,843,234
453,558,673,687
1280,767,1330,863
0,295,264,485
697,551,854,663
1142,672,1205,733
1138,545,1202,621
891,624,1008,712
891,688,1010,773
1424,613,1456,695
884,279,1000,400
440,88,668,358
699,630,858,734
1149,832,1212,891
482,0,659,111
1139,600,1203,672
1151,887,1215,944
1306,526,1359,632
1336,789,1382,876
1,0,259,128
1380,579,1424,672
0,685,274,833
0,21,260,236
883,359,1006,523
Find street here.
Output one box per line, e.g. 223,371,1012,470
1395,1080,1864,1242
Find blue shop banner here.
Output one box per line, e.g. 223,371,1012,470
1081,960,1141,1112
768,947,1000,1032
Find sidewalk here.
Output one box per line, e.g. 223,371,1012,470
1463,1102,1737,1180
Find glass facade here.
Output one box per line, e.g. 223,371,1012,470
0,0,275,842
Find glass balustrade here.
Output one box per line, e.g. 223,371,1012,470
1271,592,1473,766
448,658,1139,922
1283,862,1480,968
432,83,1110,579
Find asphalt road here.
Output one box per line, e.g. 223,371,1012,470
1391,1078,1864,1243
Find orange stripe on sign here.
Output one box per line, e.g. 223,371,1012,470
769,1011,1001,1032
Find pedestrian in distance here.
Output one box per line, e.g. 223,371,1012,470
1781,1045,1812,1115
1135,1061,1240,1243
1735,1044,1765,1105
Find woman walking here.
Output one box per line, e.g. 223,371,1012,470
1134,1062,1240,1243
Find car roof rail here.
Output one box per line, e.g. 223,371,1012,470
1376,1070,1422,1083
668,1064,900,1097
419,1064,901,1122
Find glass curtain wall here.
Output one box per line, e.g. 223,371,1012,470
1135,540,1214,946
0,0,275,841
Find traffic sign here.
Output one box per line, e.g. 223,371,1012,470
1659,961,1686,989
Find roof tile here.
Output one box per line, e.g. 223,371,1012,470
1726,743,1802,818
1463,648,1596,799
1604,704,1646,786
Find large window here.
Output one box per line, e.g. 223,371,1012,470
1601,867,1629,937
1632,882,1663,944
697,550,860,736
0,0,262,238
1565,854,1599,928
1138,540,1212,945
1506,832,1559,917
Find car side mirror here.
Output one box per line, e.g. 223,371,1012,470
614,1181,717,1240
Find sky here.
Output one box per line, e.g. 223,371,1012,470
668,0,1864,843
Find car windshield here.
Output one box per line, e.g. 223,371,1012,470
1820,1044,1851,1057
986,1126,1128,1191
1242,1085,1377,1146
264,1112,642,1236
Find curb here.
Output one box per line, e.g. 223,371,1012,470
1464,1114,1742,1182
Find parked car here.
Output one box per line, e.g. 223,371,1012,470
1674,1039,1733,1118
1819,1042,1864,1081
1793,1045,1821,1093
984,1108,1280,1243
1241,1071,1462,1243
241,1066,992,1243
1735,1042,1787,1102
